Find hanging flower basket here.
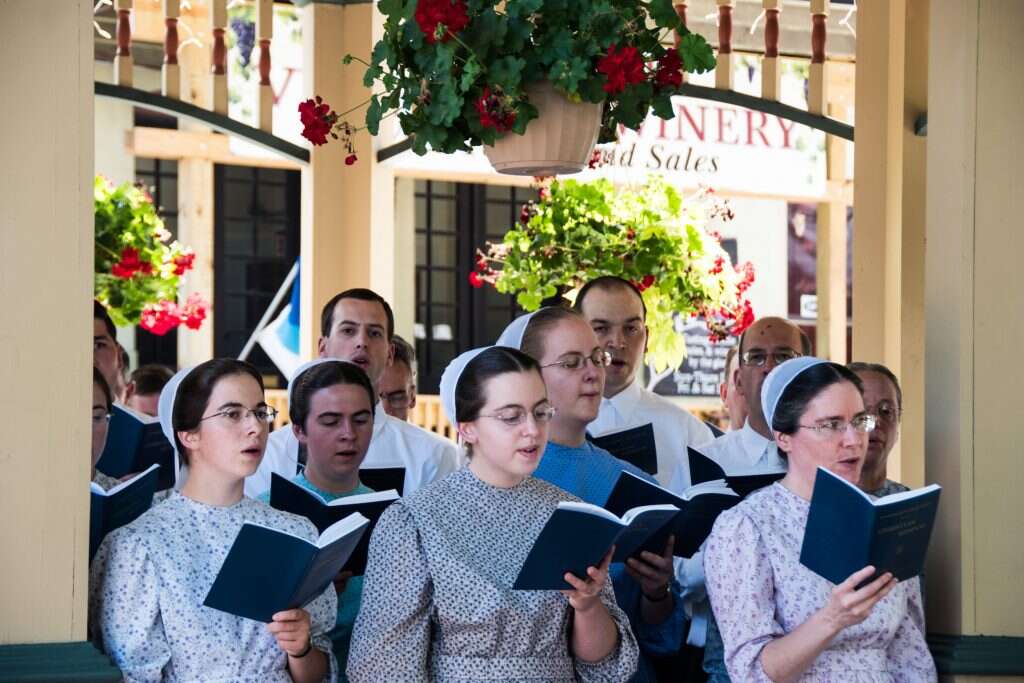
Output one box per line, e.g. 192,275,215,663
299,0,717,175
482,81,602,175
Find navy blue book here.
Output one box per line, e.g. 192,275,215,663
359,466,405,497
89,464,159,562
605,471,740,558
95,405,176,491
687,447,785,497
269,473,399,575
590,423,658,475
800,468,941,585
512,501,679,590
204,513,370,623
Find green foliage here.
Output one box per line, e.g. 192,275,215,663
356,0,717,155
93,177,197,328
477,177,753,371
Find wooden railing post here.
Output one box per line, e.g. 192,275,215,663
114,0,133,87
808,0,830,115
715,0,735,90
162,0,180,99
209,0,228,115
761,0,781,101
256,0,274,133
673,2,688,83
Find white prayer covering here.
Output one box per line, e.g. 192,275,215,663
760,356,829,428
495,309,541,348
439,346,490,427
590,377,714,488
157,368,193,491
245,402,460,498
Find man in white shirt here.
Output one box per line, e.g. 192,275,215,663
718,346,746,432
245,288,459,498
668,315,808,681
576,276,715,488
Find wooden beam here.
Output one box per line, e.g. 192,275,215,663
126,127,302,170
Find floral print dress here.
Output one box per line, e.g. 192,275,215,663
704,483,936,683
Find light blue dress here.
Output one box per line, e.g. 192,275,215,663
258,473,373,680
533,441,688,683
90,493,339,682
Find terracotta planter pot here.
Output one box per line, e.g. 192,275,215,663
484,81,603,176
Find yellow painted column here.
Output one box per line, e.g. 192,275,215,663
300,1,393,357
926,1,1024,675
0,0,93,643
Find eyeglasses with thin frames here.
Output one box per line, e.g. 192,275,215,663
741,349,801,367
541,350,612,371
864,401,900,424
199,406,279,426
479,405,557,428
797,414,876,438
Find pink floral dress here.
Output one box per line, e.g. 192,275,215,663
704,483,937,682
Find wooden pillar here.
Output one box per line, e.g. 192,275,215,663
0,0,93,643
807,0,830,115
176,10,216,366
209,0,229,116
113,0,134,86
926,0,1024,661
815,106,848,363
761,0,781,101
162,0,180,98
256,0,274,133
300,2,379,358
715,0,735,90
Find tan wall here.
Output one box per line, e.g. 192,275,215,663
0,0,94,643
925,0,1024,641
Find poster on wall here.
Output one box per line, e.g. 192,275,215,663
649,320,737,399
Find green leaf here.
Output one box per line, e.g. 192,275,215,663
489,56,526,91
651,92,675,120
505,0,544,18
428,78,462,126
647,0,682,29
459,57,482,93
678,32,716,74
378,0,403,18
366,95,384,135
505,17,533,53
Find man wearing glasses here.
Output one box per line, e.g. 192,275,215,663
378,335,417,421
667,315,810,683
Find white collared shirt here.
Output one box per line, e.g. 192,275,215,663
244,402,460,499
669,418,788,647
589,377,714,487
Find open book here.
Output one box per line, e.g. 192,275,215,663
688,447,786,497
269,473,399,575
800,467,941,585
204,513,369,623
512,501,679,590
590,423,658,475
605,471,740,558
89,464,160,561
95,405,176,491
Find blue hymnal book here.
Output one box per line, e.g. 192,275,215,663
605,471,740,558
204,513,369,623
512,501,679,590
800,468,941,585
590,423,658,475
359,466,406,497
688,447,786,497
269,473,398,575
95,405,176,491
89,464,159,562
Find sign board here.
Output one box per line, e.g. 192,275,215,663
650,321,737,398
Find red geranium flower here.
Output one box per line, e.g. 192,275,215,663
475,87,516,133
597,44,645,95
415,0,469,44
468,271,484,288
172,251,195,276
140,300,180,336
111,247,143,279
179,293,209,331
654,49,683,90
298,97,336,146
345,154,358,166
729,300,755,336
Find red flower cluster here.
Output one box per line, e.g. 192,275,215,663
475,88,516,133
140,294,209,336
345,154,358,166
709,255,725,275
735,261,755,294
469,250,497,289
654,49,683,90
588,149,604,169
519,202,536,225
111,247,153,279
414,0,469,44
298,97,337,146
728,299,754,336
597,44,645,95
172,251,195,276
631,274,656,292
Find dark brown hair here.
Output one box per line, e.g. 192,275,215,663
520,306,584,361
172,359,264,463
320,288,395,340
290,361,376,431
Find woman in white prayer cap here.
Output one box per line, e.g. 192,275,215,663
348,346,639,682
703,357,937,682
90,358,339,682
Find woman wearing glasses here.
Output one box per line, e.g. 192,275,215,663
848,362,910,498
90,359,339,683
348,346,639,682
504,307,686,683
704,357,936,682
